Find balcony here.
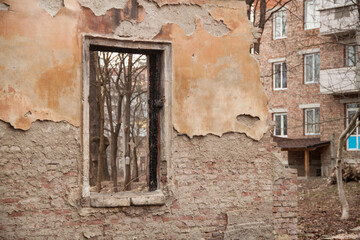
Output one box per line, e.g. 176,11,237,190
320,67,358,94
319,2,359,36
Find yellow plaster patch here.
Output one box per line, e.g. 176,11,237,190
0,0,81,130
155,6,269,140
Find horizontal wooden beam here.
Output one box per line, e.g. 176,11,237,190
281,147,316,151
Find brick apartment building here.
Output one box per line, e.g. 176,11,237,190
258,0,359,177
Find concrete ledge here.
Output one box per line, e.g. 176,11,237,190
90,190,165,207
131,190,165,205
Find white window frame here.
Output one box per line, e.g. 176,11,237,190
346,104,360,151
304,0,320,30
304,53,320,84
273,11,287,39
305,108,320,135
273,61,287,90
273,113,288,137
345,45,356,67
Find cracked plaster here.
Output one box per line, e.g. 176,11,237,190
155,6,269,140
38,0,64,17
114,0,230,38
0,3,10,11
78,0,230,38
0,0,269,140
78,0,129,16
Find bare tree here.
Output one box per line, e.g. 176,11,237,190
247,0,294,53
93,52,107,192
92,51,148,192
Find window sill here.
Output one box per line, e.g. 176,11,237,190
304,27,320,31
273,36,287,40
318,2,356,11
273,88,287,91
274,135,288,138
90,190,165,207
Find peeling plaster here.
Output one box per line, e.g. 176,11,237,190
0,2,10,11
155,5,269,140
79,0,146,34
0,0,268,140
39,0,64,17
236,114,260,127
0,0,81,130
78,0,128,16
115,0,230,39
77,0,229,38
150,0,208,7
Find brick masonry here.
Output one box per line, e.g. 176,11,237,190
0,120,297,239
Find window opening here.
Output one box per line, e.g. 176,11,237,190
345,45,356,67
304,53,320,84
273,11,287,39
273,62,287,90
86,43,164,194
347,103,360,150
273,113,288,137
305,0,320,29
305,108,320,135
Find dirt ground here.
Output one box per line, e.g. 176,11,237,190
298,178,360,239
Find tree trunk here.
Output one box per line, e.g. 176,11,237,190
95,54,105,193
110,134,118,192
102,138,111,181
336,138,349,220
124,54,133,191
89,52,99,186
335,108,360,219
253,0,266,53
132,146,139,182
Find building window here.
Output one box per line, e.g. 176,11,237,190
273,11,287,39
304,0,320,29
305,108,320,135
82,36,172,206
345,45,356,67
274,113,288,136
304,53,320,83
347,103,360,150
273,62,287,90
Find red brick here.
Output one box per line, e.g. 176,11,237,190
8,211,23,217
86,220,103,225
1,198,20,203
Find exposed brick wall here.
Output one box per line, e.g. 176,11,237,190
273,169,298,238
0,120,297,239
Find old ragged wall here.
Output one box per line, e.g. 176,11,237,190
0,0,297,239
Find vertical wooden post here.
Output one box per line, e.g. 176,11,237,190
305,149,310,178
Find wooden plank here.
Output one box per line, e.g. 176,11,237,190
305,150,310,178
281,147,316,151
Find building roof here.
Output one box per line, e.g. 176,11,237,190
273,136,330,150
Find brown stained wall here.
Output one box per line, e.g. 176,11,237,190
155,6,269,139
0,0,298,239
0,0,81,130
0,0,269,140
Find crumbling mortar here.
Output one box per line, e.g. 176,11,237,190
0,120,297,238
